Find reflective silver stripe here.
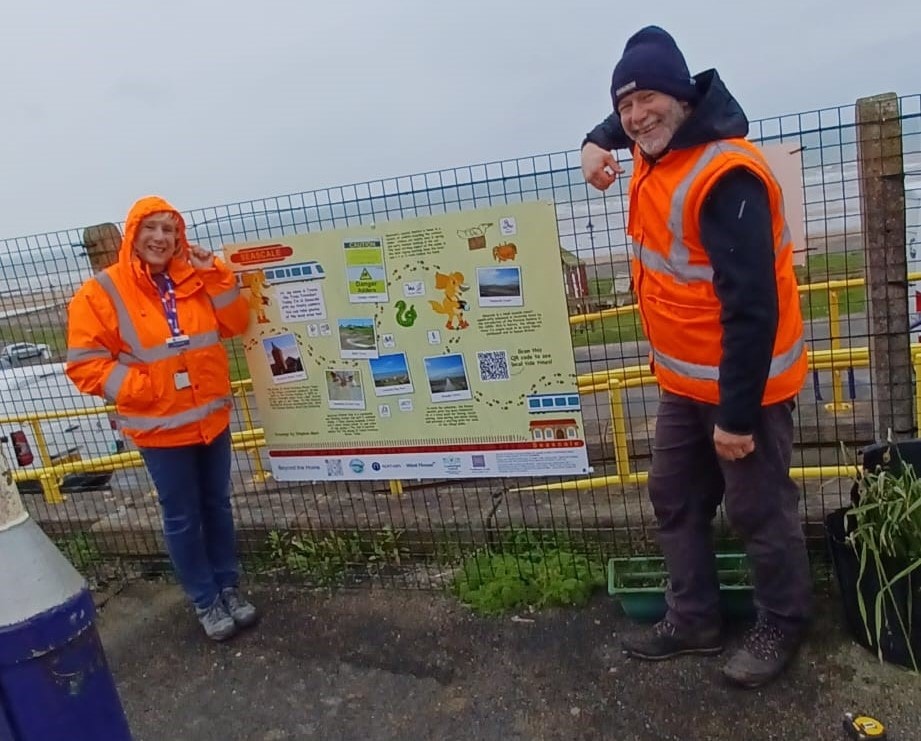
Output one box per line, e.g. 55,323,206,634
653,350,719,381
116,330,221,364
210,285,241,310
653,336,805,382
768,335,806,377
665,141,759,283
104,364,130,401
96,274,220,362
635,141,792,284
117,395,232,432
186,329,221,351
117,351,144,365
632,245,674,276
66,347,112,363
95,272,143,355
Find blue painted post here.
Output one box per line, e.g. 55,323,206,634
0,446,132,740
812,370,823,401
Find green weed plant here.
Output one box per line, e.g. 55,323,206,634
55,532,100,572
264,527,408,586
451,530,606,615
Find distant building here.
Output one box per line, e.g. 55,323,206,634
560,247,589,316
268,342,303,376
269,343,286,376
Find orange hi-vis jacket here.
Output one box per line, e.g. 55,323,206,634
627,138,807,406
66,196,250,448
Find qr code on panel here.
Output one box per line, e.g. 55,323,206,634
325,459,343,477
477,350,510,382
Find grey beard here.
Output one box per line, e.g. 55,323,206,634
638,140,668,157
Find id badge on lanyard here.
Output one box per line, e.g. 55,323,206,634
157,276,190,349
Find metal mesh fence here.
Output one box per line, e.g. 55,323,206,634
2,93,920,593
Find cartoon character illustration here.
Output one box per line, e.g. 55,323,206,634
395,300,417,327
492,242,518,262
429,271,470,330
240,270,272,324
457,223,493,251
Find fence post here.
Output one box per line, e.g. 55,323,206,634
81,223,122,273
856,93,914,439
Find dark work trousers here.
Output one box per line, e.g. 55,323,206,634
648,391,812,633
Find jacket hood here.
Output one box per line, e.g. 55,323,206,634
119,195,191,275
667,69,749,151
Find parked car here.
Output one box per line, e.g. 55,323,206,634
0,362,125,493
0,342,53,366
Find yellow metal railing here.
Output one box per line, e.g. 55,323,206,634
799,276,866,412
572,271,919,420
231,379,271,483
4,379,266,504
515,351,868,494
8,271,920,503
527,270,916,493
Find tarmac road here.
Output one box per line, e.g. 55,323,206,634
97,581,921,741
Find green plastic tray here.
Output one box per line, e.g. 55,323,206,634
607,554,755,622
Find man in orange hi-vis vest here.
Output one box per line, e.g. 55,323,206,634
66,196,258,642
580,27,810,688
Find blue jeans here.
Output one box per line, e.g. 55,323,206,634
139,427,239,610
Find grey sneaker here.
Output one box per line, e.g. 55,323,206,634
722,615,803,688
221,587,258,628
195,598,237,641
622,618,723,661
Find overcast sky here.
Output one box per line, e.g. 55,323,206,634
2,0,919,239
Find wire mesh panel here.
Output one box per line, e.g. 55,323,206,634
3,94,920,591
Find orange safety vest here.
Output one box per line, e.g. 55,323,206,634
627,138,807,406
66,196,250,448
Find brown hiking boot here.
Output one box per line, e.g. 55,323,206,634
722,615,804,688
622,618,723,661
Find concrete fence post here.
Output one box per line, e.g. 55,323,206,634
856,92,914,440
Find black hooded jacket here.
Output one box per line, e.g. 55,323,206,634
584,70,780,436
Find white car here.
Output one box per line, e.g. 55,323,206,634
0,362,125,493
1,342,52,366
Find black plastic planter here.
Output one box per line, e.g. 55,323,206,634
826,507,921,669
828,437,921,670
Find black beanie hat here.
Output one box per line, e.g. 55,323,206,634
610,26,698,109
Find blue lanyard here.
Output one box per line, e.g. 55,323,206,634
155,275,182,337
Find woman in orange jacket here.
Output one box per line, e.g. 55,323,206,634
67,196,256,641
